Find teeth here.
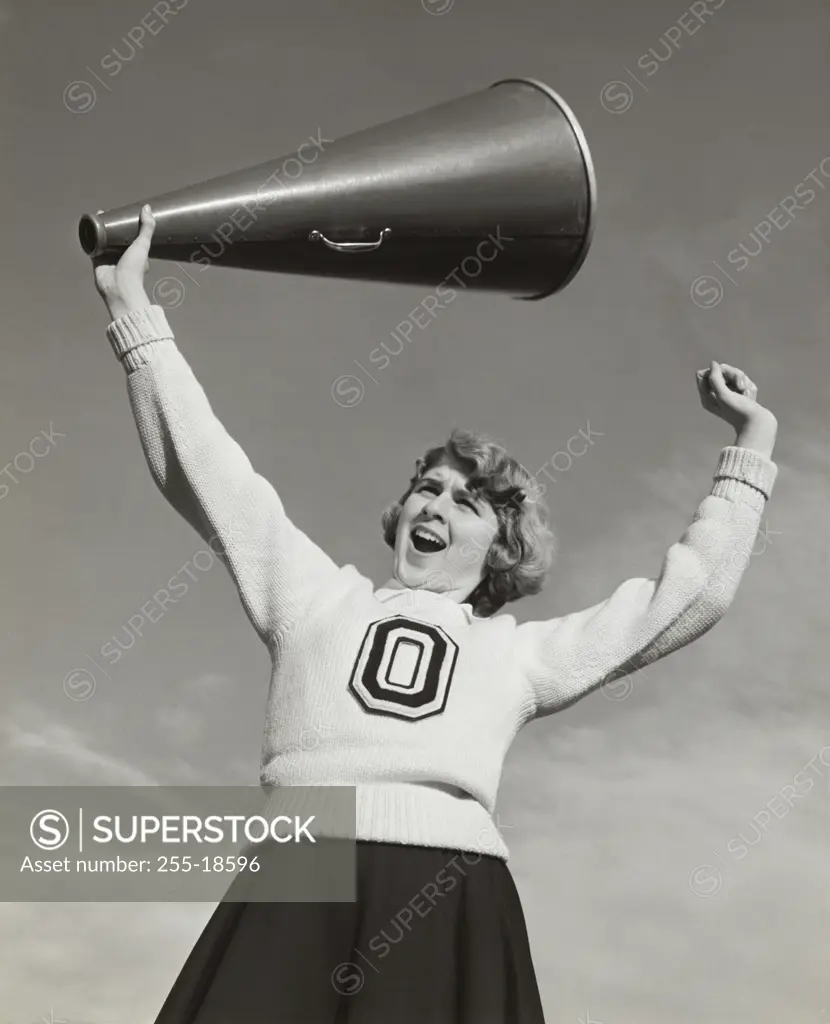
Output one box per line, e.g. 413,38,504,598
412,527,445,550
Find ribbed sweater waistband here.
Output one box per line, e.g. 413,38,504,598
259,781,509,861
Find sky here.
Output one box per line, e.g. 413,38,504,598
1,0,829,1021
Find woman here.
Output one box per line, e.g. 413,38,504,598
93,205,778,1023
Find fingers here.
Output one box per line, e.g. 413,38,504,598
740,375,758,400
717,362,745,392
732,368,757,398
695,369,718,414
119,205,156,267
694,362,730,413
709,361,758,397
695,362,720,395
703,360,730,398
695,361,759,411
132,204,156,251
138,203,156,236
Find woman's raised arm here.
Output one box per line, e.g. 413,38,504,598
93,205,341,647
515,361,779,720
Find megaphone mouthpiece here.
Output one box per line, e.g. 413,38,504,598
79,213,106,257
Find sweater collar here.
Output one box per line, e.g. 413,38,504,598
375,580,476,625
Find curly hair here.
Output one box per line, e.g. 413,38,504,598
380,428,556,618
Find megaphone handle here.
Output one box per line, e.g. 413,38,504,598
308,228,391,252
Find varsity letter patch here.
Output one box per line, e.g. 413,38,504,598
347,615,459,721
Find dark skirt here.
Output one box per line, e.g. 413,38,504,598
153,838,545,1024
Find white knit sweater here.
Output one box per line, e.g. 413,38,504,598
106,306,778,862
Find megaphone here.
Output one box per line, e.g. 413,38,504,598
79,78,596,300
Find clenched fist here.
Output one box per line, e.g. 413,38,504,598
696,360,777,458
696,361,774,431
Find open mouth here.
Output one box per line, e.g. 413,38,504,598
409,525,448,555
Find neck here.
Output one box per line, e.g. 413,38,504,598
381,573,475,609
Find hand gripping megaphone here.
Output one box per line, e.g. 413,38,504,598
79,78,596,300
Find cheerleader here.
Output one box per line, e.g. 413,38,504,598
92,206,778,1024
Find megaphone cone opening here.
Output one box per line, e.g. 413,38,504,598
490,78,597,300
79,214,104,257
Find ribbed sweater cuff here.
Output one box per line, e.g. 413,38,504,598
106,305,174,372
711,445,778,512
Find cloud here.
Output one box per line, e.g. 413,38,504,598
1,712,161,787
154,704,202,746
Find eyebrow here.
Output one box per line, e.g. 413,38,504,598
418,477,484,504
